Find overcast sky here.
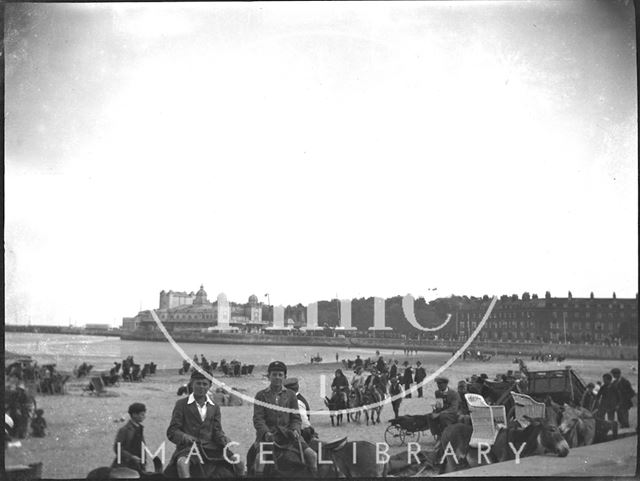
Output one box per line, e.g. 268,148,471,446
5,1,637,326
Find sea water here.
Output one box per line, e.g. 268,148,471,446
5,332,439,371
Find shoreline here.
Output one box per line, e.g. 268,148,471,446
5,325,637,361
121,330,638,361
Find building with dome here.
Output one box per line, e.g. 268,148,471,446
122,286,265,332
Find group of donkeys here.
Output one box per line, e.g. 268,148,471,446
85,394,621,479
435,395,619,474
324,374,388,427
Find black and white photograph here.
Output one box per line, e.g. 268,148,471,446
4,1,638,478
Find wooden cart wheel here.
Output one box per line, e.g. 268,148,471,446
384,424,405,447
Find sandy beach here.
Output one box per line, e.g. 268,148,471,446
5,355,638,478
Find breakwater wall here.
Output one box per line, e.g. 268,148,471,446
5,324,121,337
119,330,637,360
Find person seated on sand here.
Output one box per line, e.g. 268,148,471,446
112,403,147,474
427,377,461,440
31,409,47,437
252,361,318,475
283,377,316,444
166,370,242,478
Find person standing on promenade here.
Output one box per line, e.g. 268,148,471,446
594,373,619,423
611,368,635,428
166,370,240,478
414,361,426,398
402,361,413,399
112,403,147,474
252,361,317,476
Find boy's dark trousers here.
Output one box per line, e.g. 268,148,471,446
392,401,401,419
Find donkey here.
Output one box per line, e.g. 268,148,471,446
324,390,348,426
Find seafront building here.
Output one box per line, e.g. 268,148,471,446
122,287,638,345
122,286,266,332
449,292,637,344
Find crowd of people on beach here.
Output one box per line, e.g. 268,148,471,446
106,354,635,478
6,348,637,478
328,355,636,440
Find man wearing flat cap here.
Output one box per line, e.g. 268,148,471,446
166,369,241,478
252,361,317,475
427,377,461,440
112,402,147,473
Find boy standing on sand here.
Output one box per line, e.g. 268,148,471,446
112,403,146,473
